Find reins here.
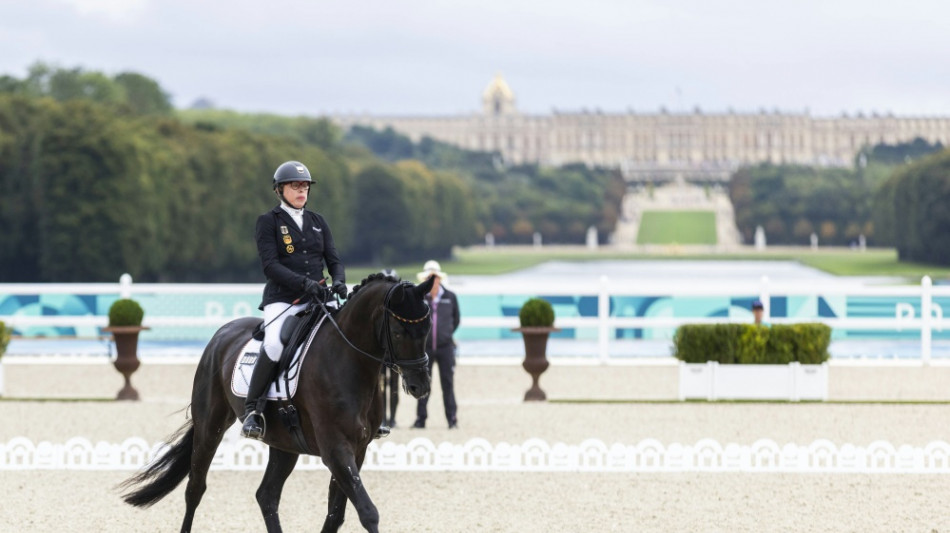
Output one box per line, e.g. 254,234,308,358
318,281,430,374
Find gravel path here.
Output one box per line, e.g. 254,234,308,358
3,361,950,532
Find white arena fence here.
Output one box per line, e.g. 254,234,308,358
3,274,950,363
4,430,950,474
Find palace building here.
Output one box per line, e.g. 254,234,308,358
335,74,950,182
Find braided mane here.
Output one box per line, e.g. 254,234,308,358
348,272,399,299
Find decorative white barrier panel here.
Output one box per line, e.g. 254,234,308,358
3,433,950,474
679,361,829,401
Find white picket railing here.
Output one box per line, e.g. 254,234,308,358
2,274,950,363
4,430,950,473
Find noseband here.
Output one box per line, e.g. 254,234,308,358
322,281,430,374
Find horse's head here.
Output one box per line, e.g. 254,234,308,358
382,275,435,399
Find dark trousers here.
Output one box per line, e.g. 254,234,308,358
380,366,399,426
416,344,457,424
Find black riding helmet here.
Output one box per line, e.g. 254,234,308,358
273,161,312,189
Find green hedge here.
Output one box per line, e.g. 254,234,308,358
673,323,831,364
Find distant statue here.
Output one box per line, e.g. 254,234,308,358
533,232,542,249
810,233,819,251
485,233,495,248
586,226,598,250
754,225,766,251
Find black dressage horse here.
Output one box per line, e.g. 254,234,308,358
120,273,434,532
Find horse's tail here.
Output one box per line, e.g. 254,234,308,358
119,420,195,508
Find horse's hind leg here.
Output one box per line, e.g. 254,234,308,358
256,447,300,533
320,479,348,533
180,397,235,533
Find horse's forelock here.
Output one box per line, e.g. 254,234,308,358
388,284,431,338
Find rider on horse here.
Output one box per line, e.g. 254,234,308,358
241,160,348,439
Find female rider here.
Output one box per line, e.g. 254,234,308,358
241,160,347,440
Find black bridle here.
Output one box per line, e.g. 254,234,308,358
322,281,430,374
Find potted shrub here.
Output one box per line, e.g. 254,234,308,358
513,297,560,401
0,320,10,396
103,298,149,400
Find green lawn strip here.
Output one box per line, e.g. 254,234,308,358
636,211,717,245
345,247,950,280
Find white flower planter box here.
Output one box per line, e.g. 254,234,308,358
678,361,828,401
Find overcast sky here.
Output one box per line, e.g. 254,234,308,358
2,0,948,117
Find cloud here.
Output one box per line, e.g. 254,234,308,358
54,0,149,22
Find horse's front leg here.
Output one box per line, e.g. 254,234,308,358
256,447,300,533
321,443,378,533
320,478,348,533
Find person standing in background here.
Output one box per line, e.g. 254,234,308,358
412,260,460,429
752,299,766,326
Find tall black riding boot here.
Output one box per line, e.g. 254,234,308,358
241,352,279,440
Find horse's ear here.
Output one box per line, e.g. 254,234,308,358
415,275,435,298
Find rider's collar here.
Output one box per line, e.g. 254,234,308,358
280,203,305,218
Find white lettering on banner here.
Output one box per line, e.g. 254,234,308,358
206,301,254,318
895,303,914,332
205,301,225,318
895,302,944,332
231,302,253,317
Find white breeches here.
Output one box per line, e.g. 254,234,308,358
261,302,307,362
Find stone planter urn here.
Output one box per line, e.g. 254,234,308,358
514,297,559,402
103,325,150,400
513,326,560,401
104,296,147,401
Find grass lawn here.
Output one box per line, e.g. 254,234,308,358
636,211,717,245
346,247,950,281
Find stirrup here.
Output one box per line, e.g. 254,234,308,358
242,411,267,440
375,425,391,439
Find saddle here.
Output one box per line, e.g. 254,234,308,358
234,304,327,400
239,303,331,454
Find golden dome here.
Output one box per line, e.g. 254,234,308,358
482,73,514,100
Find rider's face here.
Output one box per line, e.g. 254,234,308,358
282,181,310,209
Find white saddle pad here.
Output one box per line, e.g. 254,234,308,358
230,314,326,400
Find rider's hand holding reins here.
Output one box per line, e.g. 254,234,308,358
332,280,348,299
303,278,330,302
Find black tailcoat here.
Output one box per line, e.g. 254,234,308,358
255,206,344,309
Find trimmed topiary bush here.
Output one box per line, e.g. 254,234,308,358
108,299,145,327
0,320,10,360
791,323,832,364
674,323,831,364
736,325,770,364
672,323,743,364
518,297,555,328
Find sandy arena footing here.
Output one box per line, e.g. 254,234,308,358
2,361,950,532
